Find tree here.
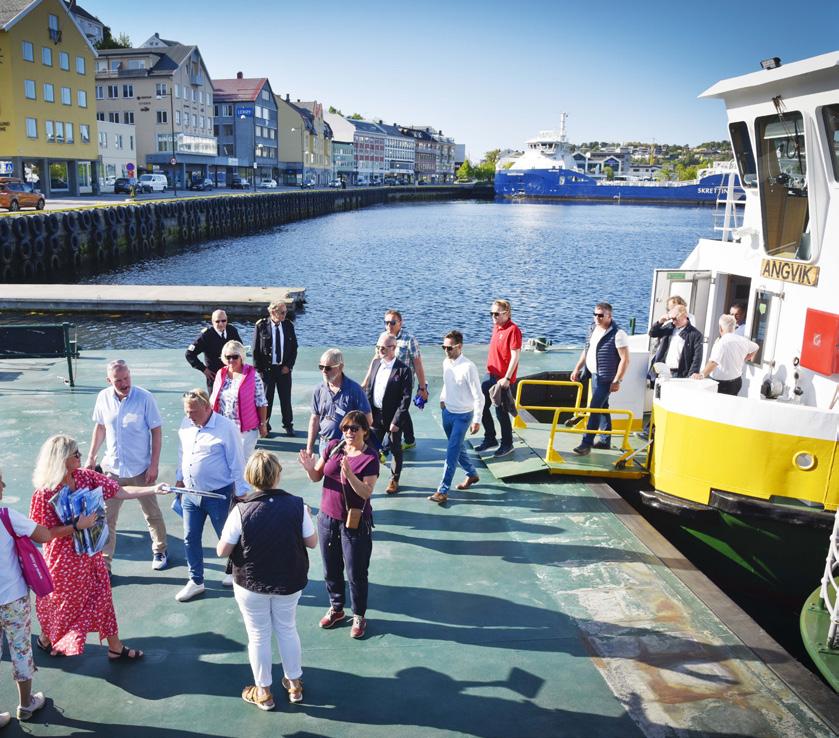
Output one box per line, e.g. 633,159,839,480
481,149,501,168
456,160,475,181
328,105,343,115
95,28,131,50
349,113,363,120
604,165,615,181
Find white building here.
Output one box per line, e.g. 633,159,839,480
97,120,136,188
376,121,415,183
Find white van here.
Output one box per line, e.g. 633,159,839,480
138,173,168,192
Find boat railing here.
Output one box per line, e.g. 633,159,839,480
817,509,839,649
713,169,746,241
513,379,637,466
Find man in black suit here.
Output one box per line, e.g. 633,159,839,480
185,309,242,392
253,301,299,436
366,332,412,494
648,303,703,381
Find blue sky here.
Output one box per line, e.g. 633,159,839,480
81,0,839,160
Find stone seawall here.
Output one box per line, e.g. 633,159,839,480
0,184,494,283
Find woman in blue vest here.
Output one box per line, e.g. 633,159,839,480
217,451,318,711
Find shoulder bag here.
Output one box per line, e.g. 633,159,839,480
0,508,54,596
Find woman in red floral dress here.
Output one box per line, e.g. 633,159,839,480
29,434,165,660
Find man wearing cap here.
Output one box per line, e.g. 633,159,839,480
186,309,242,392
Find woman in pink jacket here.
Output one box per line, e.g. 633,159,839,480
210,340,269,462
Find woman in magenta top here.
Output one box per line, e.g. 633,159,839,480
298,410,379,639
29,434,164,659
210,340,268,464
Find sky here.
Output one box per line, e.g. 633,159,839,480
80,0,839,161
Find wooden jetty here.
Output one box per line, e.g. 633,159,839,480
0,284,306,316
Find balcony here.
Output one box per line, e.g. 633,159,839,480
48,27,62,43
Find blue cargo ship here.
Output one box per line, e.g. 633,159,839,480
495,116,742,205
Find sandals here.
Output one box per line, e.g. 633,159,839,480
36,637,64,657
281,677,303,703
242,685,274,711
108,645,143,661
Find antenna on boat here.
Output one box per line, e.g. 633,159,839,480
559,113,568,144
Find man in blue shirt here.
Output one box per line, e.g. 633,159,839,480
175,388,245,602
307,348,372,456
86,359,168,571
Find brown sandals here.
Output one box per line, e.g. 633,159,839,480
242,685,275,711
281,677,303,703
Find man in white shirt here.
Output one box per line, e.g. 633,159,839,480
174,388,245,602
86,359,168,571
692,314,759,396
429,331,484,505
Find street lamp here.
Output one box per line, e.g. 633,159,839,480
156,88,177,197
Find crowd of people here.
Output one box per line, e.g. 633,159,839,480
0,295,760,721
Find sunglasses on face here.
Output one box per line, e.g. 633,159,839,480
71,450,81,459
384,320,397,326
342,424,361,433
376,344,395,351
441,345,457,352
318,364,339,372
593,313,606,318
224,354,240,361
214,319,227,324
490,311,505,317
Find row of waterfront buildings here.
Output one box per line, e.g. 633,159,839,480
0,0,463,196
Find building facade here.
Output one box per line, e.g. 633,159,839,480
95,33,219,188
0,0,99,195
66,1,104,46
324,111,355,184
350,119,385,185
97,119,135,186
297,101,332,187
399,126,435,183
377,122,415,184
213,73,278,186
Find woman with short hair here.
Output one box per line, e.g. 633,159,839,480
29,434,165,659
210,340,268,462
298,410,379,640
217,451,317,710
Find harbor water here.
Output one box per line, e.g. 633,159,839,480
20,199,713,349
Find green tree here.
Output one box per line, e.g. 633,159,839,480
349,113,363,120
481,149,501,168
328,105,343,115
604,165,615,180
456,160,475,181
95,29,131,50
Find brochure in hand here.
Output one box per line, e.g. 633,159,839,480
49,485,109,556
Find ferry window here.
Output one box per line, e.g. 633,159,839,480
729,122,756,186
756,112,811,260
749,290,773,364
821,105,839,180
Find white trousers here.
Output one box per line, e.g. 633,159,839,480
240,429,259,461
232,583,302,687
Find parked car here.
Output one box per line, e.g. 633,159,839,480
0,178,45,211
230,176,250,189
258,179,278,189
138,173,168,193
329,180,345,189
114,177,137,194
190,178,214,191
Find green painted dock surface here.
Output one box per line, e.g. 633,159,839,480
0,345,836,737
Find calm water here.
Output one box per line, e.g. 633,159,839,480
58,200,712,349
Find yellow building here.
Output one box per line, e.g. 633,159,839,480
0,0,99,195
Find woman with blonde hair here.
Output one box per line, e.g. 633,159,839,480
217,451,317,710
29,434,165,659
210,340,269,461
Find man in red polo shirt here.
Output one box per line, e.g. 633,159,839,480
475,299,522,458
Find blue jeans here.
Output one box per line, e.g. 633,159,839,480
480,374,513,446
582,375,612,447
182,483,235,584
439,408,477,494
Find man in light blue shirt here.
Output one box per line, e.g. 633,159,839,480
174,388,245,602
86,359,168,571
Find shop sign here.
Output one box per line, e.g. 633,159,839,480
760,257,819,287
0,161,13,175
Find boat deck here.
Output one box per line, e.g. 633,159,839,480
0,346,836,737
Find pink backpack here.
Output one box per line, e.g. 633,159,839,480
0,508,54,597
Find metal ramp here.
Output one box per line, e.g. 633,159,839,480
475,379,650,481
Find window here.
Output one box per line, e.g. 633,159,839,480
822,105,839,182
756,112,810,259
729,122,756,187
213,105,219,117
80,124,90,143
77,89,87,108
42,47,52,66
157,110,168,124
192,114,197,127
66,122,73,143
123,111,134,124
223,104,233,117
155,83,167,96
96,60,106,72
59,51,69,70
262,89,269,101
95,85,103,100
22,41,33,62
199,115,204,129
99,130,107,147
61,87,71,105
122,84,133,98
175,110,181,125
76,56,86,75
127,59,145,70
191,88,196,102
55,121,64,143
107,85,118,99
96,112,105,121
115,134,123,150
43,83,54,102
222,124,234,137
25,118,37,138
108,111,119,123
24,79,36,99
174,83,180,98
110,60,120,71
129,135,134,151
45,120,54,142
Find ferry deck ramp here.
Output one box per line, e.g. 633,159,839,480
0,346,836,738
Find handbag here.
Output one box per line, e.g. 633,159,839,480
0,508,55,596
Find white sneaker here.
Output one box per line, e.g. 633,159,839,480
175,580,205,602
152,552,168,571
222,574,234,587
17,691,45,721
0,712,10,728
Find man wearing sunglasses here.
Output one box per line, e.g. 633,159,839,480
475,299,522,458
307,349,373,457
186,309,242,392
253,301,298,437
428,331,484,505
570,302,630,455
366,333,412,494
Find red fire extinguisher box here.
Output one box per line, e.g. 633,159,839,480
800,308,839,375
